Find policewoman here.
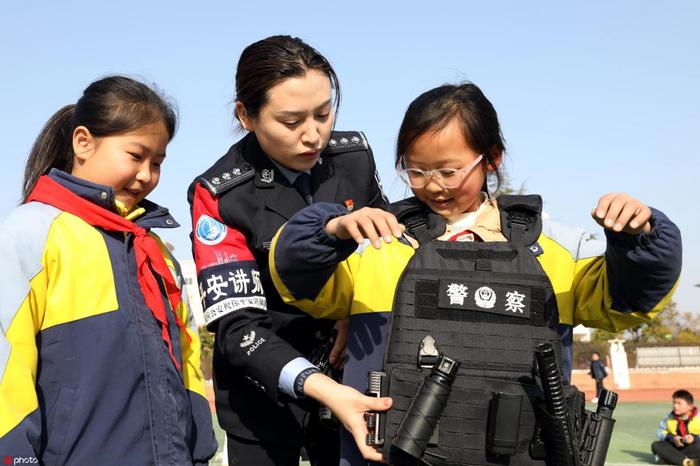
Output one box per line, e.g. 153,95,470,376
188,36,390,465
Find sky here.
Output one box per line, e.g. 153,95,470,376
1,1,698,314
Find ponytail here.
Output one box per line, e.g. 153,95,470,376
22,105,76,202
21,75,177,203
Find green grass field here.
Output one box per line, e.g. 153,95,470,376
604,402,669,465
210,402,670,465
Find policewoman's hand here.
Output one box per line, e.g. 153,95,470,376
303,372,392,462
326,207,405,249
591,193,652,235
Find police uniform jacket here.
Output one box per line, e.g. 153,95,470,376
188,131,387,444
0,170,216,465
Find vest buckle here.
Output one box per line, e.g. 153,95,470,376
418,335,440,368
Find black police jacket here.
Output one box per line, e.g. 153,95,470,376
188,131,387,444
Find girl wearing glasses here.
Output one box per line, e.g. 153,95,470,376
269,82,682,465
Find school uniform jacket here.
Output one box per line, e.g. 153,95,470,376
0,170,216,465
660,408,700,441
188,131,387,444
270,199,682,388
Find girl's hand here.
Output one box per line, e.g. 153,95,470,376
326,207,405,249
329,319,348,370
591,193,652,235
673,435,685,448
684,434,694,445
304,373,392,462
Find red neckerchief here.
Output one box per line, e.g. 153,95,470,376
448,229,483,242
675,406,698,437
27,175,189,370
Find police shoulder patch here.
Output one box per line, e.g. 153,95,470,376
322,131,369,155
195,215,228,245
198,162,255,196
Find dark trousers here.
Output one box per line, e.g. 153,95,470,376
652,439,700,464
595,378,605,398
227,414,340,466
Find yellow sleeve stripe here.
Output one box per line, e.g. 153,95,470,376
538,231,679,332
0,290,41,436
179,313,207,397
269,226,293,304
270,226,357,320
271,226,414,319
346,242,413,316
41,213,119,331
154,234,207,396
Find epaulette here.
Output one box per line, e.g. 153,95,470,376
322,131,369,155
197,162,255,196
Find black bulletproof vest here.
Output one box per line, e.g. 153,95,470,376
381,195,562,466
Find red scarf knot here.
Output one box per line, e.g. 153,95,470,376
676,406,698,437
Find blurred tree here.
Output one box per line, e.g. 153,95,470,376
492,169,526,197
589,300,700,345
199,327,214,380
591,328,619,343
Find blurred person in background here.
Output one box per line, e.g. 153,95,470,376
589,351,608,403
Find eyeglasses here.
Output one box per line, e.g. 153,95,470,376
398,154,484,189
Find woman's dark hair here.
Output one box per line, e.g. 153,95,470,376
235,35,340,121
22,75,177,201
396,82,506,192
672,389,694,405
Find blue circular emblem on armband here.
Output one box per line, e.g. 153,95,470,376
196,215,227,245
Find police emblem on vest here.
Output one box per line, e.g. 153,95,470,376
368,196,568,465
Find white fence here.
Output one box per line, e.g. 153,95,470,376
636,346,700,368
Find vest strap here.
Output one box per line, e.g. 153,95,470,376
390,198,446,246
498,194,543,246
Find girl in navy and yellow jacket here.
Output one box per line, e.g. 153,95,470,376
0,76,216,465
270,82,683,465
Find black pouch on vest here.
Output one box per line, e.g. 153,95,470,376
487,393,523,455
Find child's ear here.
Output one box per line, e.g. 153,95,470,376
72,126,95,163
487,146,503,172
236,101,254,132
